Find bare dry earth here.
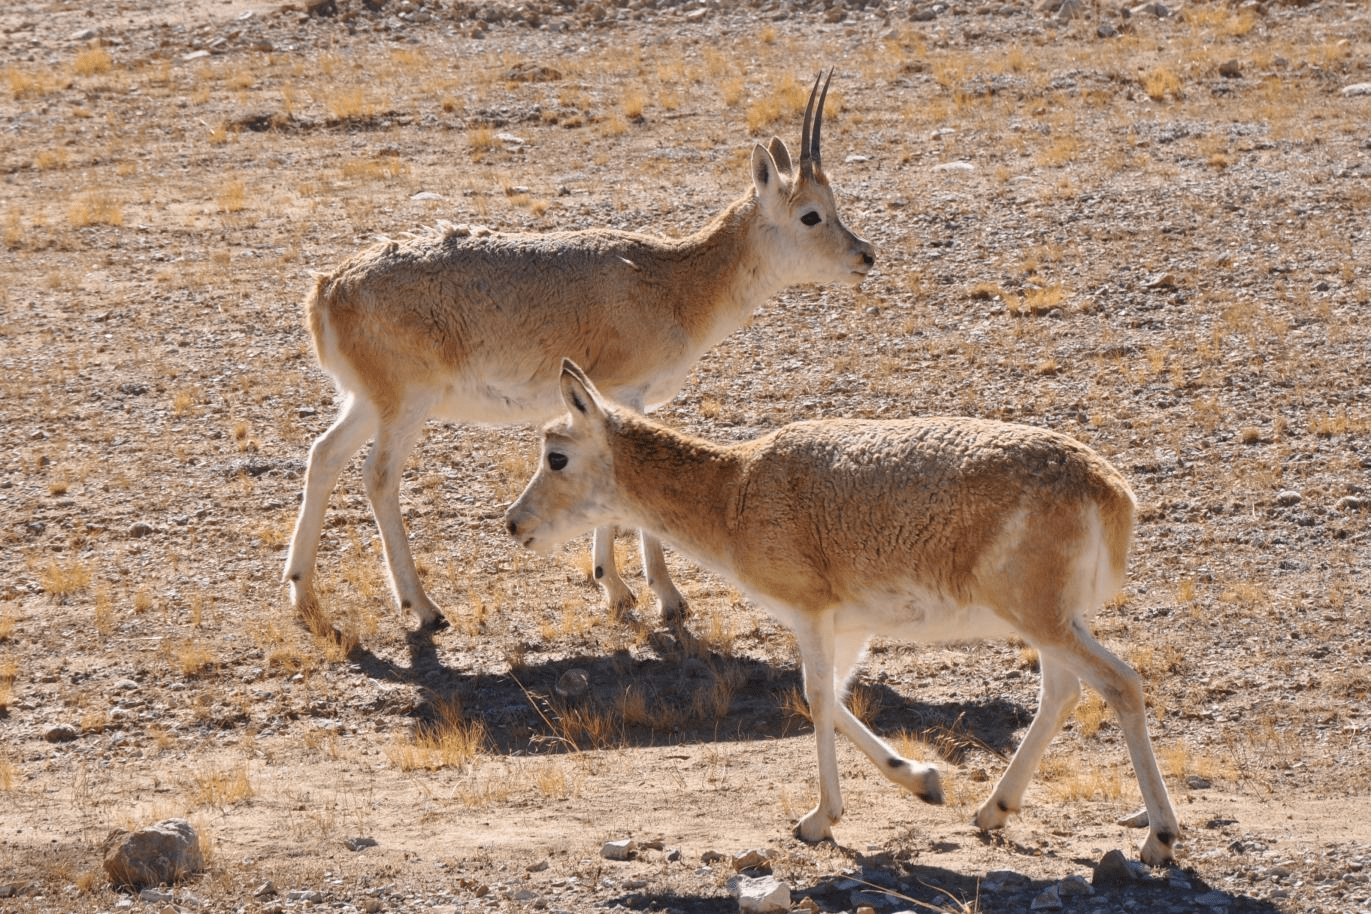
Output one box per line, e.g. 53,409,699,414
1,1,1369,913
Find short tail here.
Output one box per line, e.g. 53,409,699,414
304,272,330,366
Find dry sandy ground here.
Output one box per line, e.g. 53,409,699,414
1,0,1369,912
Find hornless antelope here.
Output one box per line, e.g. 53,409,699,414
505,361,1182,866
284,72,875,630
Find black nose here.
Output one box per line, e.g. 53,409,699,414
506,520,518,536
861,252,875,267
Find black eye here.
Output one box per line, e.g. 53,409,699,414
800,211,822,226
548,452,568,471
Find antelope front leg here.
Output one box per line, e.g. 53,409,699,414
640,532,687,622
793,617,844,843
832,703,943,803
592,526,637,615
829,633,942,803
284,396,375,625
361,411,445,630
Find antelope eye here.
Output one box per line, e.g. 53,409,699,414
548,452,568,471
800,211,822,226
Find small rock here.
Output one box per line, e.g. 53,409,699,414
1342,83,1371,97
344,836,378,851
103,819,204,889
181,50,211,62
1031,884,1063,910
410,191,443,201
1117,808,1151,828
1097,22,1119,38
71,28,99,41
1093,849,1137,886
726,874,791,913
1053,0,1084,21
1144,272,1178,290
44,724,79,743
252,881,277,899
555,668,589,700
1275,490,1303,507
526,859,549,873
286,890,324,903
1058,875,1094,896
1169,870,1193,890
1128,1,1171,17
601,839,637,861
1335,495,1363,511
139,888,175,904
1186,774,1214,789
129,521,155,538
1218,59,1242,78
933,161,976,173
732,849,772,873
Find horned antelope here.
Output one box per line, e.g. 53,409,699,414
284,72,875,630
505,361,1183,865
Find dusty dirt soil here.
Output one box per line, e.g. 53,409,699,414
1,0,1369,912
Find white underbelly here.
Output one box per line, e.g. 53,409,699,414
760,583,1019,647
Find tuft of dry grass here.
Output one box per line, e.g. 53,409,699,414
36,556,93,602
68,191,123,228
1142,67,1183,102
0,658,16,714
387,697,488,771
744,74,809,134
191,764,255,809
72,46,112,77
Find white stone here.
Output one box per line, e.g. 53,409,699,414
726,875,791,913
601,839,636,861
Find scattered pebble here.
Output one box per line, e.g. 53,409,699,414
601,839,636,861
44,724,79,743
726,874,790,913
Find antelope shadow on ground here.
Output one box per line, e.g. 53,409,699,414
335,623,1035,759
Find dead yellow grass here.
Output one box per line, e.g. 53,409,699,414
387,697,488,771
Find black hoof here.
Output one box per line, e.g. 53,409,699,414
421,614,450,633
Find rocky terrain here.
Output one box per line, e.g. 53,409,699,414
1,0,1369,912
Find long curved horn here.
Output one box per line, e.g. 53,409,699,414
799,70,832,178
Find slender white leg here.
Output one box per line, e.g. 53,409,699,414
284,395,376,620
792,614,843,842
828,631,944,802
591,526,636,614
1054,622,1180,865
641,532,687,621
975,657,1081,830
361,402,442,628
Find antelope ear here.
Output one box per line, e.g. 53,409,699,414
766,136,792,177
751,143,786,206
559,359,604,422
